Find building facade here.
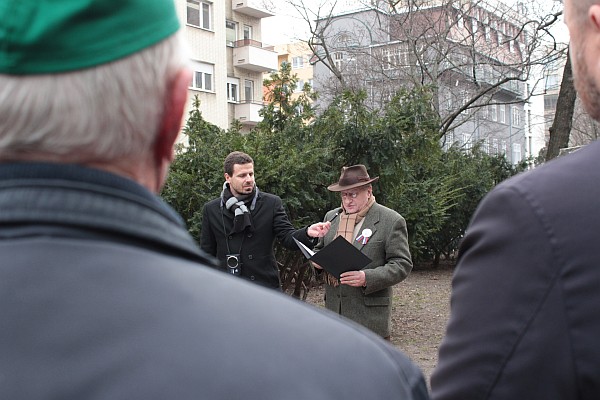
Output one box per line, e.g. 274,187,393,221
270,42,314,100
175,0,277,131
311,0,536,163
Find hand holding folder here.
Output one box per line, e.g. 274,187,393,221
294,236,372,279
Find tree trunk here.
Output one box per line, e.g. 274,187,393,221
546,49,577,161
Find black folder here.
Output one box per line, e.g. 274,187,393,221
294,236,372,279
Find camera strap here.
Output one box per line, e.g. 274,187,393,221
221,210,245,256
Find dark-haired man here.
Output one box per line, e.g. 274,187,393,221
201,151,331,289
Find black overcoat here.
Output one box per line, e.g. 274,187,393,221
432,140,600,399
200,191,315,289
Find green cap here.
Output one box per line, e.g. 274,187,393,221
0,0,180,75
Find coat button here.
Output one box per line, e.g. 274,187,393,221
228,235,233,240
250,276,255,280
247,233,253,237
248,255,253,260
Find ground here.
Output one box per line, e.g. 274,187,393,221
305,264,454,382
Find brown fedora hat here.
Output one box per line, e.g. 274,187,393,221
327,165,379,192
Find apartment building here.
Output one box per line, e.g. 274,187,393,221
175,0,277,131
311,0,536,163
271,42,314,100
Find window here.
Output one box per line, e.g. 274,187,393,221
483,138,490,154
512,107,521,127
187,0,212,30
243,25,252,40
461,90,468,107
445,89,452,110
292,56,304,69
295,80,304,92
545,74,560,90
244,80,254,102
499,104,506,124
190,61,214,91
334,52,344,70
512,143,522,162
442,131,454,151
490,104,497,121
226,20,237,47
462,133,472,150
227,78,239,102
334,33,354,47
382,45,408,70
544,94,558,110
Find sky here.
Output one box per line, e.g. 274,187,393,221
261,4,313,45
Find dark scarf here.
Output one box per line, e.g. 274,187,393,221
221,183,259,234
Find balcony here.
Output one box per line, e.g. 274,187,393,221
233,39,278,72
235,101,264,126
499,80,525,97
232,0,274,18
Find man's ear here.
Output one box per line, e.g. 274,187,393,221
155,67,192,163
590,5,600,31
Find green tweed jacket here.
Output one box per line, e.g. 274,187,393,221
315,202,413,338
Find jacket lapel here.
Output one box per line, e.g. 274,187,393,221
354,204,380,250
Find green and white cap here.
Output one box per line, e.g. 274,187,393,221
0,0,180,75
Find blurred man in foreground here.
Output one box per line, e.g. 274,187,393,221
432,1,600,398
0,1,429,399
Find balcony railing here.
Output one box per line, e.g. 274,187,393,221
232,40,277,72
234,39,274,51
234,100,265,125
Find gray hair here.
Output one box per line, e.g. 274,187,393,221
0,33,188,163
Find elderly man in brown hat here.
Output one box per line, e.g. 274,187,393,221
313,165,413,340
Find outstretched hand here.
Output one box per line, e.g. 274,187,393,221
307,221,331,238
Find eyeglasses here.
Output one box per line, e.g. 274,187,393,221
341,191,360,199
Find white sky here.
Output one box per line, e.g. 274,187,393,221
261,5,313,45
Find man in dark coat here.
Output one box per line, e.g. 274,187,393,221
431,1,600,398
0,2,432,399
201,151,331,289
